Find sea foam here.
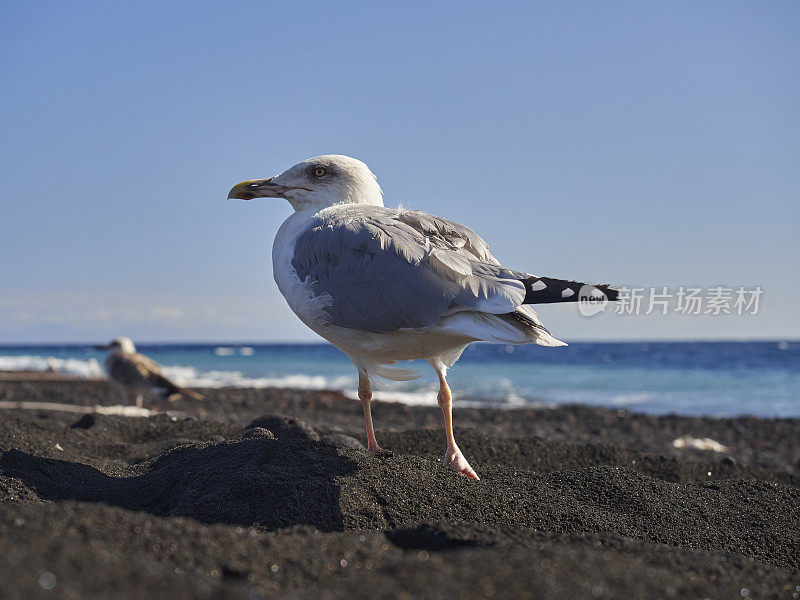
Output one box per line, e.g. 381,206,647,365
0,353,446,406
0,354,357,393
0,355,103,378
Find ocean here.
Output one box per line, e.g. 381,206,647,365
0,341,797,418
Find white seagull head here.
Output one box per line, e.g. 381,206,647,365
228,155,383,211
95,336,136,354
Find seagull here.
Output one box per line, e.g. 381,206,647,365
95,337,203,407
229,155,617,479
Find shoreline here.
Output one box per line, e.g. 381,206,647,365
1,373,798,598
2,339,798,421
2,368,798,420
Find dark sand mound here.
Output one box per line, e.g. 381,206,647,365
0,376,798,599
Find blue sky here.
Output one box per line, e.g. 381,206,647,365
1,1,798,342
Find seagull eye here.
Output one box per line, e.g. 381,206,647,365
314,167,326,177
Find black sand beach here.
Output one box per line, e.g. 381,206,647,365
1,374,798,599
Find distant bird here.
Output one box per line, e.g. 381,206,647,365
95,337,203,407
229,155,617,479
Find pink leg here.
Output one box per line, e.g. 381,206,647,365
359,373,382,452
428,360,479,480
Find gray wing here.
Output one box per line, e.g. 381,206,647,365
291,205,528,333
108,353,179,393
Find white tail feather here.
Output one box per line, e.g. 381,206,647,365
440,311,567,347
371,364,421,382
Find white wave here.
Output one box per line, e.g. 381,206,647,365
343,388,440,406
0,354,354,391
164,365,445,404
0,353,534,409
161,364,532,407
343,385,533,408
0,355,103,378
539,388,656,408
609,392,655,406
160,365,353,390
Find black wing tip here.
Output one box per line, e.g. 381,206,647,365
523,276,621,304
595,284,620,302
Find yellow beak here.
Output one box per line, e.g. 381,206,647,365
227,178,288,200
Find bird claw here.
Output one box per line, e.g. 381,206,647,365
444,447,480,480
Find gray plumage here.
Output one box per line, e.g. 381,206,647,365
291,205,531,333
98,337,202,407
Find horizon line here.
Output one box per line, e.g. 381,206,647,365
0,338,797,347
